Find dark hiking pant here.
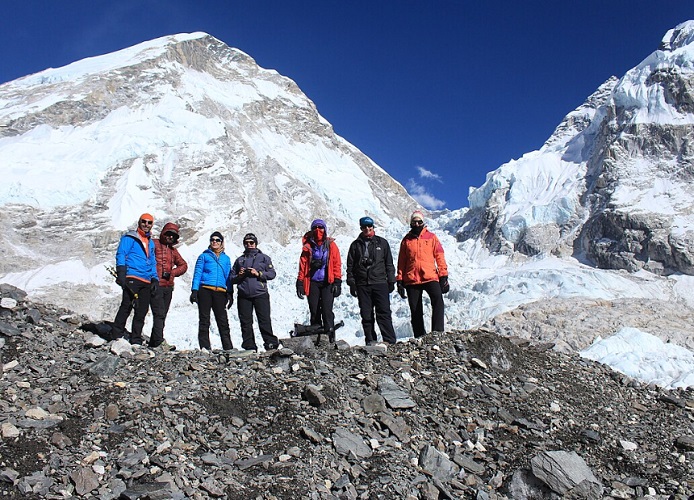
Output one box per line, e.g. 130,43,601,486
308,281,335,332
406,280,445,338
356,283,396,344
237,293,279,351
112,279,152,345
197,287,232,350
149,286,173,347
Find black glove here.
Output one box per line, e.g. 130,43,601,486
296,280,305,299
331,279,342,297
189,290,199,304
349,285,357,297
116,265,127,286
397,281,406,299
226,293,234,309
150,279,159,296
439,276,450,294
388,282,395,293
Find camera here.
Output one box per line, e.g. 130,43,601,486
162,272,171,280
310,259,323,271
360,257,373,268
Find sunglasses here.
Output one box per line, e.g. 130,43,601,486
210,238,223,243
312,226,325,230
360,225,374,229
411,220,424,226
164,232,177,237
139,219,153,225
243,240,256,245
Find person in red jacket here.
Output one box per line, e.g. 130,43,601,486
149,222,188,349
296,219,342,342
396,210,449,338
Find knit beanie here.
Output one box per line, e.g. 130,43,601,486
210,231,224,242
243,233,258,244
410,210,424,223
139,213,154,222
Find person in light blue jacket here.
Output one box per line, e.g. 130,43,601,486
190,231,234,350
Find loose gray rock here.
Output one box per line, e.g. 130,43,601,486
332,427,373,459
419,445,459,482
378,375,416,409
531,450,603,498
88,354,120,377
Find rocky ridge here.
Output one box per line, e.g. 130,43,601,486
0,284,692,499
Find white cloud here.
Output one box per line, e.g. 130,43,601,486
416,166,443,182
407,179,446,210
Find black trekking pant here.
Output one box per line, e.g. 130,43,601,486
197,287,232,350
406,280,445,338
356,283,396,344
149,286,173,347
237,293,278,351
307,281,335,331
112,279,152,345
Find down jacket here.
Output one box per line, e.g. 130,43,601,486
154,222,188,287
396,227,448,286
192,249,231,292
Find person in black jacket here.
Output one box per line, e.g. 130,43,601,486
346,216,397,345
229,233,280,351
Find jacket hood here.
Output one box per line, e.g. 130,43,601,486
160,222,180,237
310,219,327,235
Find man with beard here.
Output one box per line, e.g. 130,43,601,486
112,213,160,345
346,216,397,345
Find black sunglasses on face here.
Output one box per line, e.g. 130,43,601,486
210,238,222,243
361,225,374,229
312,226,325,230
139,219,153,225
411,220,424,226
243,241,256,245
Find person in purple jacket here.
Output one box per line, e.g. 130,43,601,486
229,233,280,351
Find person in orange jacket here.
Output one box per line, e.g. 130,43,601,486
396,210,449,338
296,219,342,342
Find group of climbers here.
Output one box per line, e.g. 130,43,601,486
112,210,449,351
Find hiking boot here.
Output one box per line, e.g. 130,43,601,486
159,341,176,351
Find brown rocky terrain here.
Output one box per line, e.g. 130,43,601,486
0,284,692,499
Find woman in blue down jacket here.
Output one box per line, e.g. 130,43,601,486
190,231,234,350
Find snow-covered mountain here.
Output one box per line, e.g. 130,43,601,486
1,26,693,387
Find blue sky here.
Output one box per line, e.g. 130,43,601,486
1,2,692,210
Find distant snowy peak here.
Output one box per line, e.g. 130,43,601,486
0,30,417,278
660,20,694,51
458,21,694,275
6,33,211,89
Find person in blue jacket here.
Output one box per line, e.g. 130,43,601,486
229,233,280,351
112,213,160,345
190,231,234,350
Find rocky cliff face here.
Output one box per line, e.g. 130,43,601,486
0,33,417,320
457,21,694,276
